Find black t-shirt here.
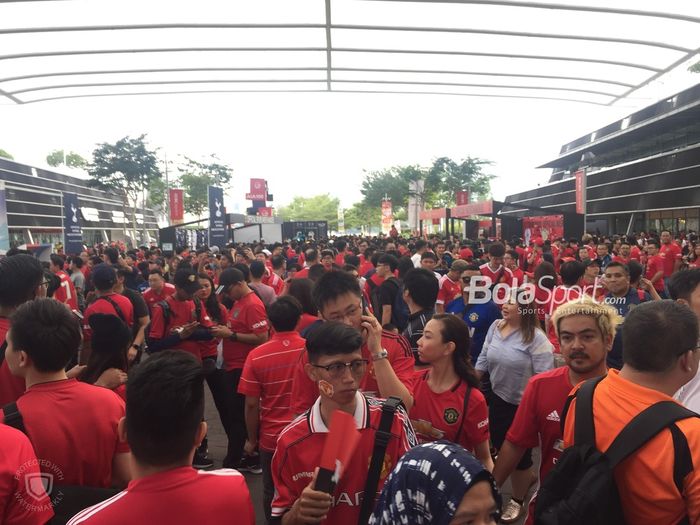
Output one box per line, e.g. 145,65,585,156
372,278,399,319
121,287,149,321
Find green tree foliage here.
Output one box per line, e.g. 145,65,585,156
0,148,13,160
277,194,340,231
87,135,162,245
690,61,699,73
46,150,87,168
428,156,494,206
177,155,233,217
344,201,378,232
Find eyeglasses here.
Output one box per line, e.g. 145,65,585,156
312,359,369,378
326,304,362,322
461,277,472,283
41,280,51,287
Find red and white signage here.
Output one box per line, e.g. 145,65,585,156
258,207,274,217
381,199,393,235
575,169,586,215
169,188,184,224
246,178,267,201
456,190,470,206
523,215,564,244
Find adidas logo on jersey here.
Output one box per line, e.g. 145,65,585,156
546,410,560,422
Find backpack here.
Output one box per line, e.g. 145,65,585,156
373,277,409,331
534,376,695,525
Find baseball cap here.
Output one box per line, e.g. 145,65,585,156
92,263,117,290
173,268,202,295
218,268,246,289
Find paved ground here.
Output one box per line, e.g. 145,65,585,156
203,388,531,525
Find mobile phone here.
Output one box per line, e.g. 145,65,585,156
215,285,226,295
72,309,84,320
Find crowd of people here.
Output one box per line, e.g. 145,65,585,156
1,228,700,525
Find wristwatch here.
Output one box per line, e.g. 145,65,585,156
131,343,142,351
372,349,389,362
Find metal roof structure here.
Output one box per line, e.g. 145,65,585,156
0,0,698,106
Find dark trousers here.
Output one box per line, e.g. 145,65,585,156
260,449,275,524
204,366,231,436
490,393,533,471
223,368,247,468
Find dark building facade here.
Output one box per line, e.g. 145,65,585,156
504,83,700,237
0,157,159,249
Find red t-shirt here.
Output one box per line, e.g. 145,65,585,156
645,255,666,291
612,255,630,265
84,293,134,339
480,263,513,305
198,303,228,359
0,379,129,487
358,258,374,277
630,245,642,261
271,392,417,524
296,313,319,334
0,424,55,525
148,296,213,359
292,267,310,280
54,270,79,311
290,331,415,415
263,272,285,296
408,370,489,452
506,366,574,525
238,331,306,452
459,247,474,260
546,286,582,353
142,284,175,315
0,317,26,406
510,267,525,288
222,292,269,371
436,274,462,306
659,242,682,277
66,467,254,525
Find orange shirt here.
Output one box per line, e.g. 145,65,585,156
563,369,700,525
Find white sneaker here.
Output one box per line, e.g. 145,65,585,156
500,499,523,523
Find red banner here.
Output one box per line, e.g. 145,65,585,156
258,207,274,217
247,178,267,201
456,190,470,206
381,199,393,234
451,200,493,218
523,215,564,244
169,188,184,223
575,170,586,214
419,208,447,220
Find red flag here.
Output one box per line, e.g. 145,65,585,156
314,410,361,493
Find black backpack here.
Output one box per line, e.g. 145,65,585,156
534,376,695,525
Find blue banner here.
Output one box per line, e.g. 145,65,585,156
0,181,9,251
208,186,226,248
63,192,83,254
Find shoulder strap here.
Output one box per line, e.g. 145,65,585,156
3,401,27,435
453,383,472,445
96,295,127,324
0,340,6,365
605,401,696,469
358,396,402,525
573,375,606,446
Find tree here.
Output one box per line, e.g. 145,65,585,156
277,194,340,231
344,201,378,233
177,155,233,217
428,156,494,206
87,135,162,246
0,149,13,160
690,61,700,73
46,150,87,168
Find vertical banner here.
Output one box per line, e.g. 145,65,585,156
208,186,226,248
0,181,9,251
575,169,586,215
381,199,393,235
62,192,83,255
169,188,184,224
337,206,345,234
245,178,267,201
456,190,470,206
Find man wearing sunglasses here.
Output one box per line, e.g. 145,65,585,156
445,264,502,364
271,321,417,525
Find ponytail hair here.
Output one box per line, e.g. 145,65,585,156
431,314,479,388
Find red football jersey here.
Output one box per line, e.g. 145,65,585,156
66,467,254,525
0,317,26,406
0,424,55,525
296,313,319,334
290,331,414,415
84,293,134,339
436,274,462,307
645,255,666,291
408,370,489,452
238,331,306,451
148,296,213,359
0,379,129,487
198,303,228,359
659,242,682,277
506,366,575,525
54,270,79,311
271,392,417,524
630,245,642,261
142,284,175,315
222,292,269,371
